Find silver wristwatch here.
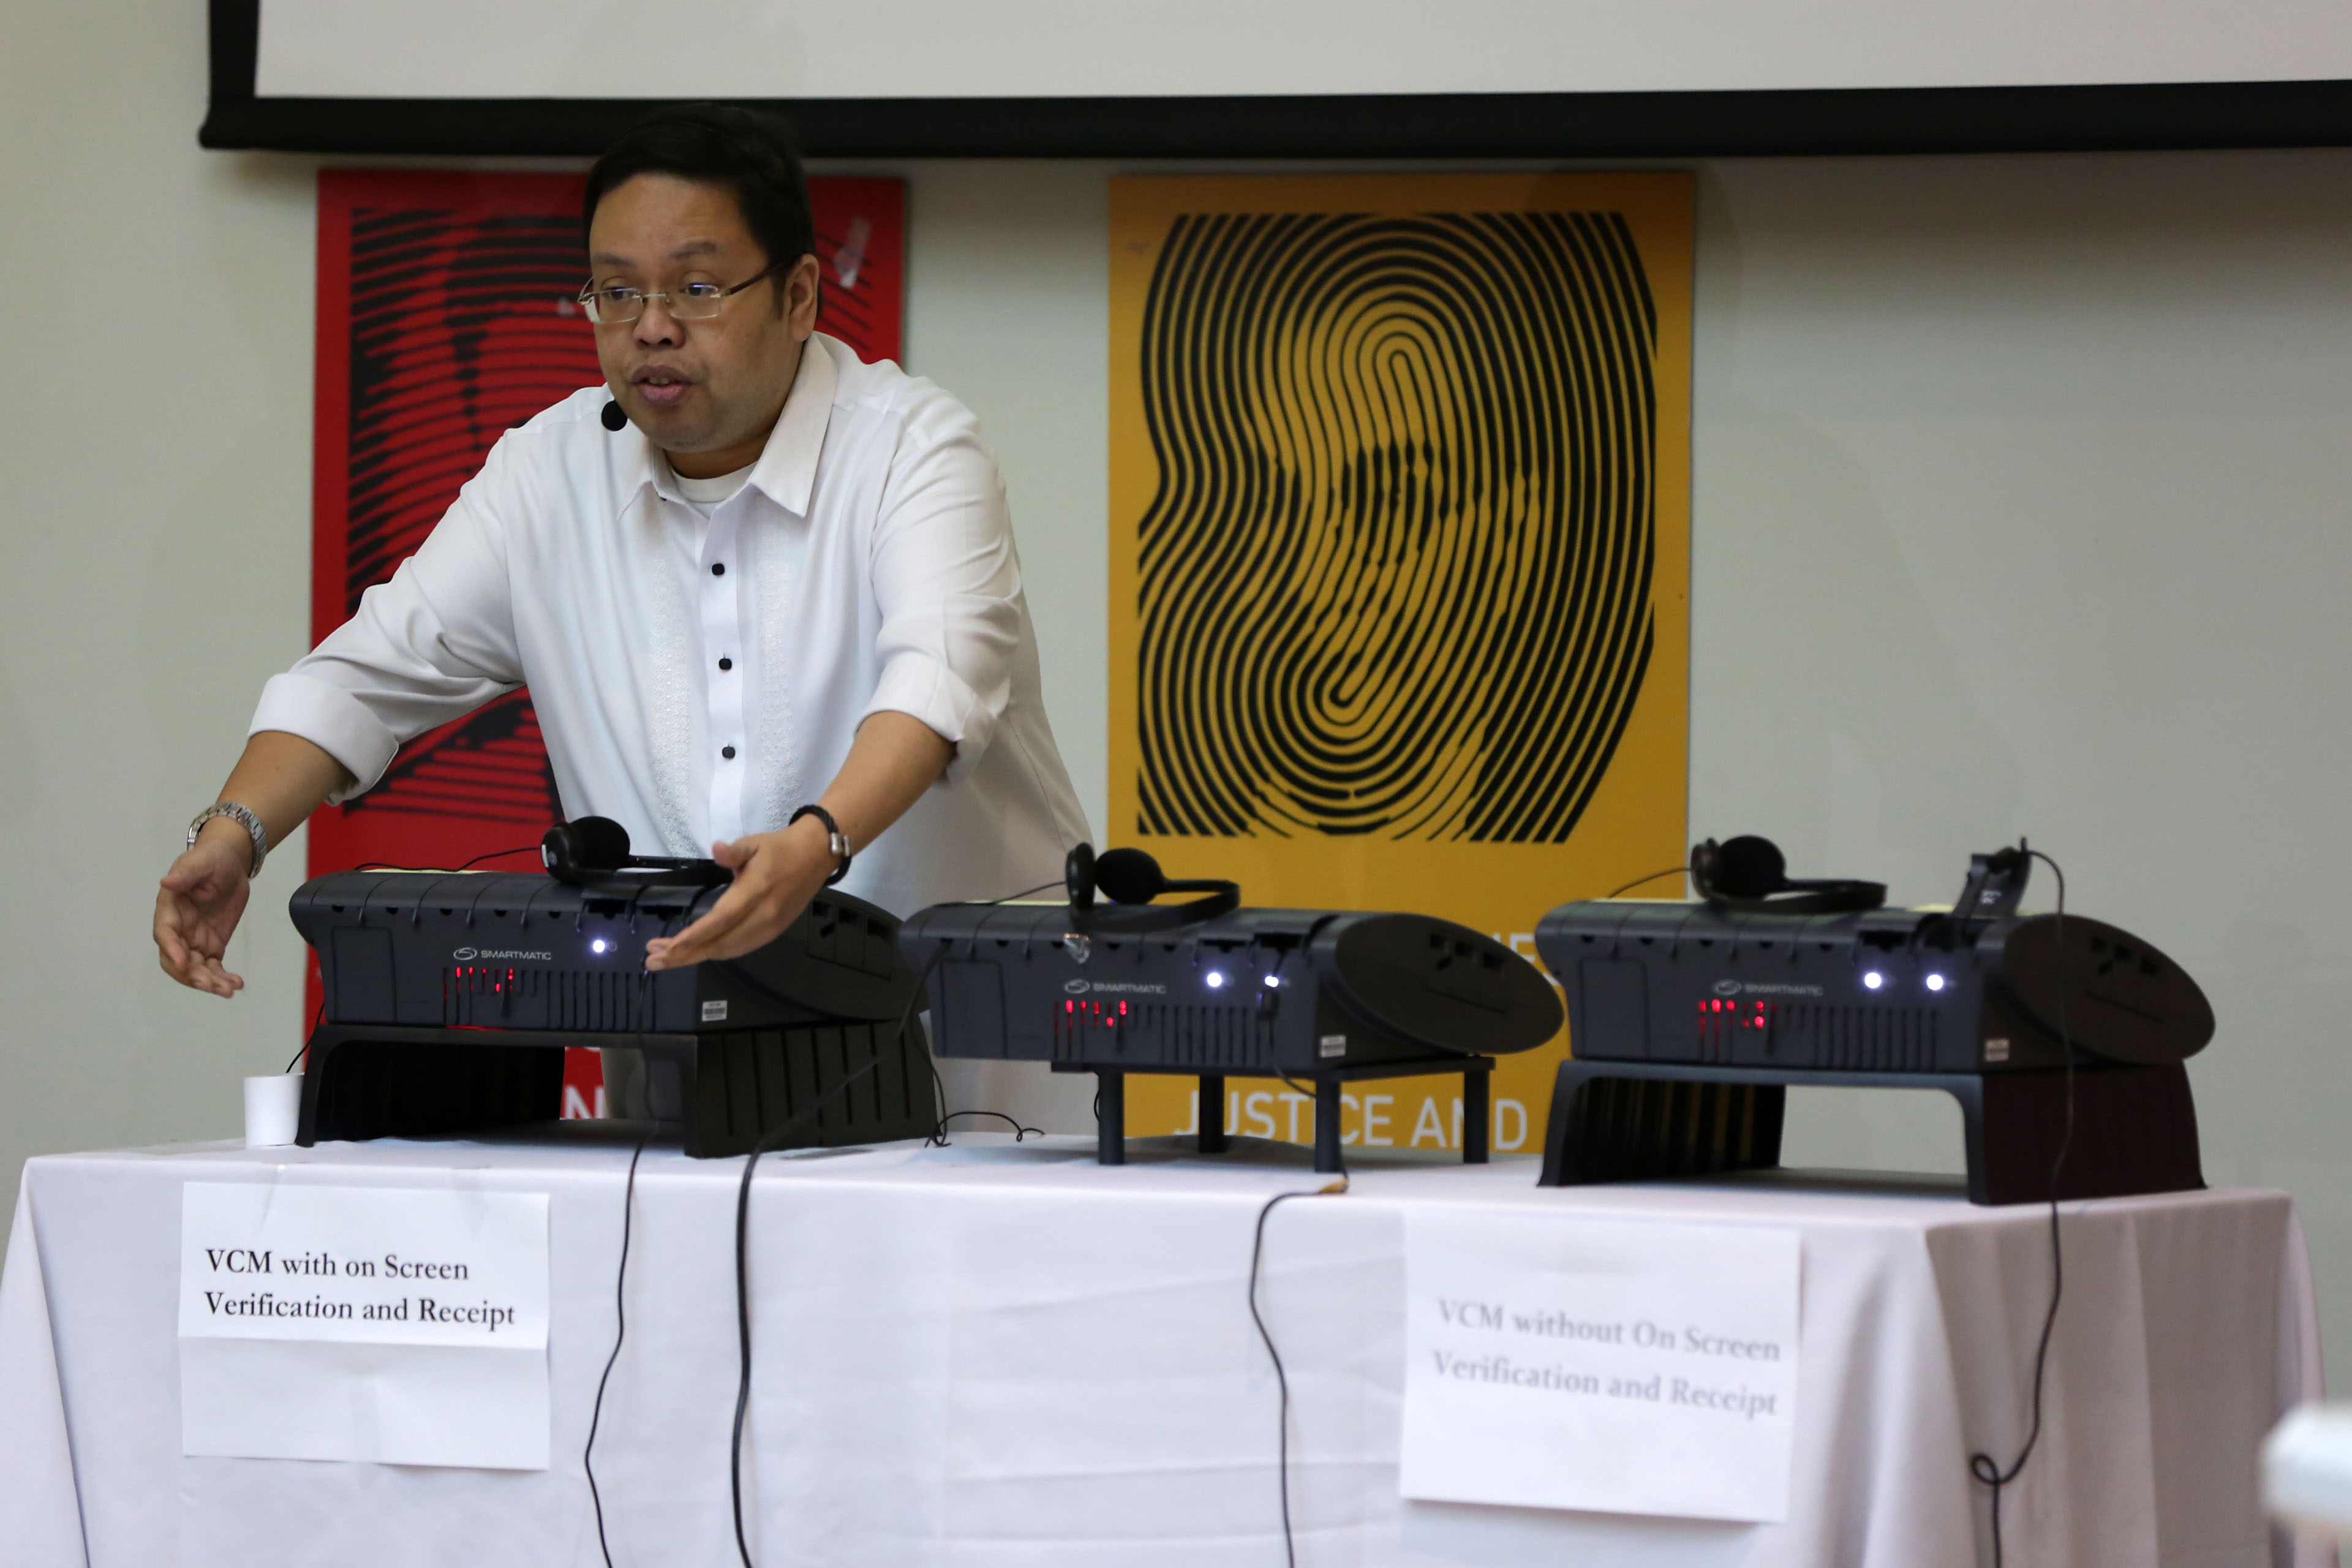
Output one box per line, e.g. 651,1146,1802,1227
788,804,854,886
187,802,270,878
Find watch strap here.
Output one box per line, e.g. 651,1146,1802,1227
188,802,269,878
788,804,853,886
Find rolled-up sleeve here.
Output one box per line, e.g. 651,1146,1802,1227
861,405,1023,787
250,446,526,803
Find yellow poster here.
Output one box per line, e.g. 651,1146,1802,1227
1108,173,1692,1155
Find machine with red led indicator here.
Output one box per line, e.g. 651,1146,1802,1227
901,843,1563,1172
284,816,935,1156
1532,838,2215,1202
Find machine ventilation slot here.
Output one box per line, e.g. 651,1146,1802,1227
1051,1001,1272,1066
1777,1004,1940,1071
442,966,657,1030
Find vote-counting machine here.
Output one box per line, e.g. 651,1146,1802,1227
1532,839,2213,1203
287,820,933,1157
286,821,2212,1200
899,846,1565,1171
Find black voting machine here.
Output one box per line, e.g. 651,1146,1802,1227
903,845,1564,1171
287,818,933,1157
1532,839,2213,1204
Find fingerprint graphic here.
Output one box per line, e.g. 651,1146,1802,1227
1136,211,1658,842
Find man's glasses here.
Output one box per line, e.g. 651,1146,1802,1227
576,262,782,325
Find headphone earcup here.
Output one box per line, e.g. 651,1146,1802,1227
1093,847,1168,905
1065,843,1098,910
1709,835,1789,900
541,816,632,883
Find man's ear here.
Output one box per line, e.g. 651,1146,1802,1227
780,252,823,330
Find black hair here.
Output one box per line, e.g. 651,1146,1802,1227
582,104,815,284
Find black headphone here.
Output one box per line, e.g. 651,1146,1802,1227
540,816,729,887
1689,834,1885,916
1063,842,1240,932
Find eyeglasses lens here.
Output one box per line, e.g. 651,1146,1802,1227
580,284,731,325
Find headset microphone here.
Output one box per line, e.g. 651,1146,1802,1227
601,400,628,432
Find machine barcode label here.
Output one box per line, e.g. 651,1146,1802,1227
1983,1036,2010,1063
701,1000,729,1023
1319,1034,1346,1058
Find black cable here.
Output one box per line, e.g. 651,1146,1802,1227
912,874,1057,1145
722,872,1057,1561
923,1055,952,1145
729,1053,888,1568
932,1109,1042,1141
355,844,542,873
585,1131,650,1568
1247,1177,1349,1568
1967,846,2075,1568
285,999,324,1074
729,943,943,1568
987,878,1064,904
1604,864,1689,899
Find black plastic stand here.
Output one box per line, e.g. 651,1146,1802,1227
1056,1058,1495,1174
1537,1058,2204,1205
296,1020,933,1159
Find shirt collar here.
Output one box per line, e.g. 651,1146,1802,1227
748,333,837,517
624,333,839,517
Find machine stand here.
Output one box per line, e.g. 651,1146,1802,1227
1198,1074,1227,1154
1061,1058,1498,1174
295,1021,933,1159
1537,1059,2203,1205
1096,1069,1126,1166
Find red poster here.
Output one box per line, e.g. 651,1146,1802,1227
306,170,906,1110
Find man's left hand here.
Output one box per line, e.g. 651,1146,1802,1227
643,818,837,970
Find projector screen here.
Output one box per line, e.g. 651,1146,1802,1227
201,0,2352,157
252,0,2352,102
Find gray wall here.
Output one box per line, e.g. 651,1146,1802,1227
8,2,2352,1370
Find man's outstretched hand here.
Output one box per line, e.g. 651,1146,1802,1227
643,816,839,972
155,824,254,998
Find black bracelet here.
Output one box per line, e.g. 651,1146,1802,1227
788,804,853,886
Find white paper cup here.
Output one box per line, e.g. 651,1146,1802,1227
244,1073,303,1149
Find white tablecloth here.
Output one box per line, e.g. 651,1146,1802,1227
0,1127,2325,1567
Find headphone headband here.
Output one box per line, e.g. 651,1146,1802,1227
1689,834,1885,915
1062,842,1240,931
541,816,729,888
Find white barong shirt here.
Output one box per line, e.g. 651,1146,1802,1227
253,333,1091,916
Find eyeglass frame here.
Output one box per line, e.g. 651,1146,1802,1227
575,260,786,325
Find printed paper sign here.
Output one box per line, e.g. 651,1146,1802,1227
1401,1209,1800,1521
178,1182,551,1469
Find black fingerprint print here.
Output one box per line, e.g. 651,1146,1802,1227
1136,211,1659,841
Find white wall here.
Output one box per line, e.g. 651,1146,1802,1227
9,0,2352,1371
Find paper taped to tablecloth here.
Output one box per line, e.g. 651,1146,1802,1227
1401,1207,1801,1521
177,1182,549,1469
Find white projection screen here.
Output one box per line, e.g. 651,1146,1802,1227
202,0,2352,157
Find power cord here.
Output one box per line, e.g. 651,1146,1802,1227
356,844,543,873
1604,864,1689,899
932,1110,1043,1141
729,943,942,1568
584,1131,650,1568
1967,846,2076,1568
913,878,1059,1147
285,1000,325,1075
723,872,1061,1564
1248,1175,1350,1568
